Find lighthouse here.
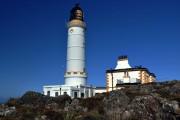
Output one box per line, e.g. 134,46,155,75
64,4,87,86
43,4,95,98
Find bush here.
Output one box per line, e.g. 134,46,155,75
52,95,71,108
6,98,19,107
80,96,104,113
45,110,64,120
20,91,45,105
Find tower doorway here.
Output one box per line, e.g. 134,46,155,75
81,93,84,98
74,92,78,98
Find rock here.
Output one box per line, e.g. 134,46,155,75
45,102,59,111
121,110,131,120
0,104,16,116
103,90,130,120
64,99,83,112
104,90,130,110
41,115,47,120
128,95,161,120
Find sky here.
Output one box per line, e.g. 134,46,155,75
0,0,180,100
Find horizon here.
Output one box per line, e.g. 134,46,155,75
0,0,180,99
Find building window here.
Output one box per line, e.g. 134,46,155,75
81,93,84,98
123,71,129,78
47,91,50,96
55,92,58,97
60,88,61,95
74,92,78,98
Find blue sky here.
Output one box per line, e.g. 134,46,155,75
0,0,180,100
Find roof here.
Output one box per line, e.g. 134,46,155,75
118,55,128,60
95,86,106,89
106,67,156,77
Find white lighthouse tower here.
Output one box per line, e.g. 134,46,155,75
64,4,87,86
43,4,95,98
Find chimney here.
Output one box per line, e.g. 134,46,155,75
115,55,131,69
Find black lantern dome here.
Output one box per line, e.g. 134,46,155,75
69,4,84,21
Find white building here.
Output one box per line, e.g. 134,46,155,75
95,87,107,94
43,4,95,98
106,56,156,92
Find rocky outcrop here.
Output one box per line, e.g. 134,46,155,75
0,80,179,120
0,104,16,117
103,92,178,120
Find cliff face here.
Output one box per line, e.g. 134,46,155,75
0,80,180,120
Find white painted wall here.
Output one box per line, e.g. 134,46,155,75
43,85,72,97
115,59,131,69
65,26,87,86
95,88,106,94
66,27,85,72
107,71,141,91
43,85,95,98
65,77,86,86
